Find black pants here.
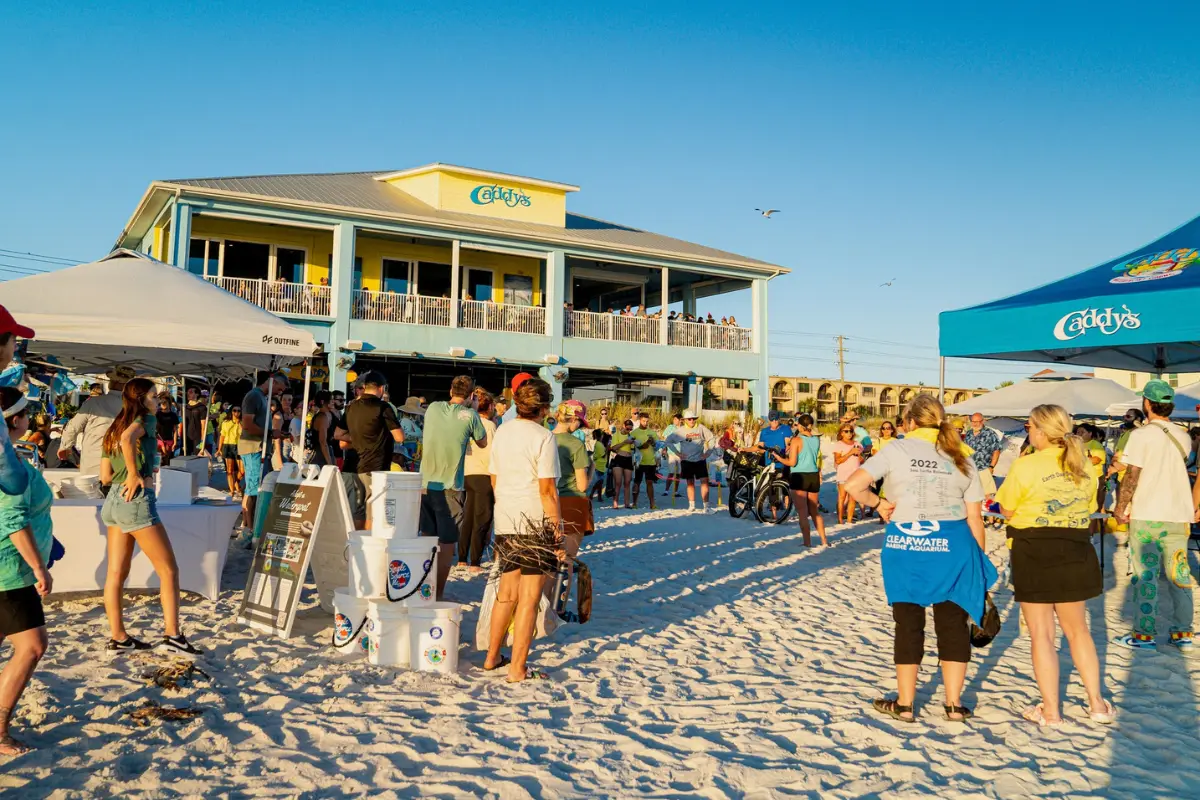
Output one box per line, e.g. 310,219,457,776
892,601,971,665
457,474,495,566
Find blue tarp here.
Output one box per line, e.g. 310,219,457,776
939,215,1200,371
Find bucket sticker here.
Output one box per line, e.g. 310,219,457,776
389,559,412,590
425,647,446,665
359,634,369,652
423,559,432,572
419,584,433,599
430,626,443,640
384,499,396,526
334,613,353,641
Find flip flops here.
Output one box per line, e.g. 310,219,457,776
1088,699,1116,725
506,668,550,684
1021,703,1065,727
481,655,510,672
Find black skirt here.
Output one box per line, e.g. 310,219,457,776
1009,526,1101,603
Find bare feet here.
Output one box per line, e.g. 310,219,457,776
0,734,31,756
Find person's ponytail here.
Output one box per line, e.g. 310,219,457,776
937,420,972,477
1060,432,1090,485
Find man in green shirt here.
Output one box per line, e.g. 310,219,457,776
630,412,659,510
419,375,487,599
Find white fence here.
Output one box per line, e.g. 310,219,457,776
207,276,331,317
566,311,752,351
353,291,452,327
459,299,545,334
669,319,752,351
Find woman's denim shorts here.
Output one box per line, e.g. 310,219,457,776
101,485,162,534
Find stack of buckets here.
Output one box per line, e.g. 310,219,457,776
331,472,464,673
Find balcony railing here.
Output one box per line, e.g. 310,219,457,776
567,310,661,344
353,291,452,327
460,299,545,334
668,319,752,351
207,276,331,317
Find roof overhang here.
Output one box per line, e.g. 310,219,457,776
373,163,580,193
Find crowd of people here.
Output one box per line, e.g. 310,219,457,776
561,303,742,327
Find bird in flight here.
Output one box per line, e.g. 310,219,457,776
880,278,897,287
755,209,780,218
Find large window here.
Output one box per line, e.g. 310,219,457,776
187,239,220,277
381,259,410,294
503,274,534,306
466,268,494,302
222,241,271,280
276,248,306,283
796,382,811,393
417,262,451,298
862,387,876,397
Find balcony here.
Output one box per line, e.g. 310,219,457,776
668,319,751,351
208,276,332,317
564,311,753,351
351,291,546,335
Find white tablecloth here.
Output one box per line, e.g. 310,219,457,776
49,491,242,601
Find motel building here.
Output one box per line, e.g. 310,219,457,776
114,164,786,411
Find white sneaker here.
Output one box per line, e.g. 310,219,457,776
687,503,696,512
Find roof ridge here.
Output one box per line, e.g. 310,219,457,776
165,170,394,183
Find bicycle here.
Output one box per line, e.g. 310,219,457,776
725,449,793,524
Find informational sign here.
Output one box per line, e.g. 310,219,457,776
237,463,354,638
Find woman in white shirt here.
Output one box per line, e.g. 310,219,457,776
484,379,562,683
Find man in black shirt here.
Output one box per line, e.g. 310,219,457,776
334,371,403,528
182,386,208,456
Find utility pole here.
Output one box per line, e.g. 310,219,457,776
836,335,846,381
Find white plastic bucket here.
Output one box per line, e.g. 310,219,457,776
384,540,438,607
367,471,422,539
365,600,410,667
348,533,388,598
331,587,370,656
408,601,462,674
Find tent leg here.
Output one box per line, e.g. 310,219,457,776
297,362,312,468
180,376,187,456
260,362,276,465
938,357,946,404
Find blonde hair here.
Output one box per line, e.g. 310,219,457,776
902,394,971,476
1027,404,1089,484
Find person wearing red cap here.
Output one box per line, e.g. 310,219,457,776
500,373,534,426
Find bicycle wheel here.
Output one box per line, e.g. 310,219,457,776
756,480,794,524
729,477,752,518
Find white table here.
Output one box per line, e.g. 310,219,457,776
48,490,242,601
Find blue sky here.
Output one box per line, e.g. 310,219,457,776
2,1,1198,389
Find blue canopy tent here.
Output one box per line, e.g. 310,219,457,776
939,215,1200,373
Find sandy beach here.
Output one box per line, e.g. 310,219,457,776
2,486,1199,799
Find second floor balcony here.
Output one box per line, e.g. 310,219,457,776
208,276,332,318
352,290,546,335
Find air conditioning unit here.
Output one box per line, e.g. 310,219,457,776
448,347,467,358
344,340,365,352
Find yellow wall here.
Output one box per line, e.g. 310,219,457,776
188,217,542,303
384,169,569,227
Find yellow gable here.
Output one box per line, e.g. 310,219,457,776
377,164,578,228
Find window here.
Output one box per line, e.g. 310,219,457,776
276,248,306,283
1130,372,1137,389
861,387,876,397
187,239,220,277
381,259,410,294
503,274,534,306
466,268,494,302
728,379,744,390
223,240,270,280
1169,373,1179,388
416,262,452,298
796,382,811,393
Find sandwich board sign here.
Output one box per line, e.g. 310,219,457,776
237,463,354,638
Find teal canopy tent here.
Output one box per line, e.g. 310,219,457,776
939,215,1200,372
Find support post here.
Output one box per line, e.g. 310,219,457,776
538,365,566,408
751,278,770,418
328,222,356,391
168,201,193,268
450,240,461,328
683,284,697,317
545,250,566,353
685,375,702,412
659,267,669,345
938,357,946,403
296,362,313,467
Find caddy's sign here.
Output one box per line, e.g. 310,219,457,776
470,184,532,208
1053,305,1141,341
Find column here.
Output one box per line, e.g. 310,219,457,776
450,239,461,328
751,278,769,418
538,365,566,407
659,267,669,345
682,284,696,317
685,375,702,412
328,222,356,391
168,201,192,268
545,250,566,352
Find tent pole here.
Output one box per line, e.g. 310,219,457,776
297,362,312,468
260,361,275,465
180,376,187,457
938,357,946,404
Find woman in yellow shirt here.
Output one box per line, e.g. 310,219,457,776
995,404,1112,727
217,407,244,498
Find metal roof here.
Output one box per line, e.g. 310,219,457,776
157,171,786,274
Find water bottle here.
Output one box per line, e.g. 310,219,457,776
552,561,574,621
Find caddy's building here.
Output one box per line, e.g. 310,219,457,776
114,164,787,411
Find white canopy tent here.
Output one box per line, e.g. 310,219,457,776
1104,380,1200,422
0,249,316,379
945,377,1139,419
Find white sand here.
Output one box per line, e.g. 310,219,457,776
3,490,1199,798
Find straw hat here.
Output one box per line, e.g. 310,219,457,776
397,396,426,416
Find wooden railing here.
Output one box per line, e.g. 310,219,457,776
207,276,332,317
352,291,451,327
460,299,545,334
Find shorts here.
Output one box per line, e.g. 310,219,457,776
977,467,998,497
680,460,708,481
667,452,682,471
221,444,239,461
494,532,559,576
636,464,657,483
610,455,634,471
788,471,821,493
242,452,264,497
343,472,367,523
420,489,465,544
0,584,45,636
1009,527,1101,603
101,485,162,534
560,495,596,539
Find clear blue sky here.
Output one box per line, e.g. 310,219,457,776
2,1,1198,389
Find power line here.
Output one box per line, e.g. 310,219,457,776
0,262,50,276
0,248,78,266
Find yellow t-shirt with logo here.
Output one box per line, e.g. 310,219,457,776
609,432,636,462
593,441,608,472
631,427,657,466
995,447,1096,529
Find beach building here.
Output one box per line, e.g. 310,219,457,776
113,164,786,412
1094,367,1193,391
710,376,986,421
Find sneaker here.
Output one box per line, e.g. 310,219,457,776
107,636,152,655
687,503,696,512
159,635,203,656
1170,633,1195,652
1113,634,1157,651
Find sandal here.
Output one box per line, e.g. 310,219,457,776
943,704,973,722
1088,699,1116,725
1021,702,1064,727
482,654,511,672
872,698,916,723
506,668,550,684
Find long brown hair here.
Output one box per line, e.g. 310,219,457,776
903,394,971,476
102,378,156,454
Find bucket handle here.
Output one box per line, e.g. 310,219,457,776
385,543,439,603
331,613,368,650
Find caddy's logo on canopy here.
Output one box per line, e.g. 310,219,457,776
470,184,532,208
1053,305,1141,341
1110,248,1199,284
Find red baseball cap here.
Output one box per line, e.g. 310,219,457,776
0,305,34,339
511,372,534,392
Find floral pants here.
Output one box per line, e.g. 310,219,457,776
1128,520,1196,640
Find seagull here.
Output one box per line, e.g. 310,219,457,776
880,278,897,287
755,208,780,218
